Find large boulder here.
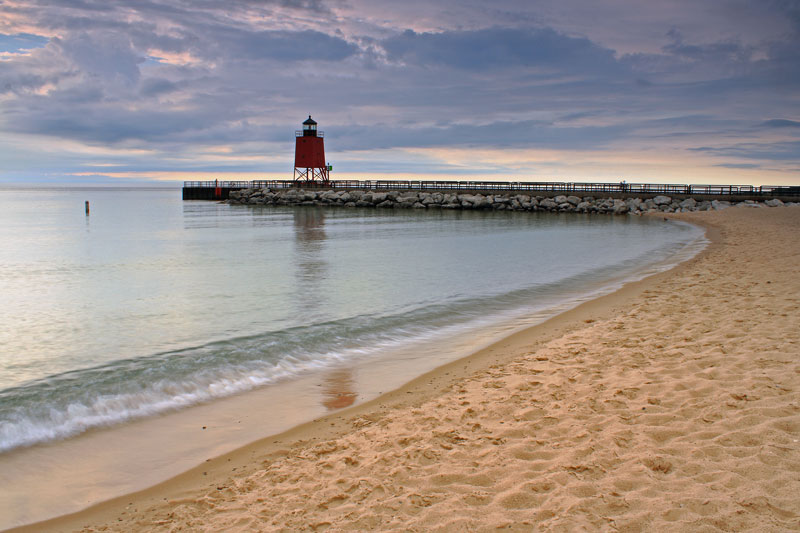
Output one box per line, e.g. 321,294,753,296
421,194,437,205
321,190,339,201
679,198,697,209
765,198,784,207
472,194,490,209
653,195,672,206
398,193,420,203
711,200,731,210
443,193,459,204
539,198,558,209
625,198,642,209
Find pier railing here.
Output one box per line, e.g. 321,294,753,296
183,179,800,199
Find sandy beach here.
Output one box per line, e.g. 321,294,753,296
15,206,800,532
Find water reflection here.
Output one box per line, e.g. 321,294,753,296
321,368,357,410
293,207,326,258
293,207,327,282
292,206,329,325
291,208,354,411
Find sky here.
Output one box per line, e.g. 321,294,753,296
0,0,798,186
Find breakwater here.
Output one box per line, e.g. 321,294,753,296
184,180,800,201
229,188,795,214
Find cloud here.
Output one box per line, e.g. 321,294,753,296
218,29,358,62
56,32,143,85
663,28,751,63
10,104,240,144
332,120,629,152
0,0,798,185
714,163,761,169
139,77,180,97
689,141,800,161
760,119,800,128
772,0,800,33
381,27,621,74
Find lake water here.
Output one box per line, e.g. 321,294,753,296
0,187,706,526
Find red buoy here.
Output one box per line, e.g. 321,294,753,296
294,115,329,183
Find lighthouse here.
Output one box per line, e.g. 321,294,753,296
294,115,330,183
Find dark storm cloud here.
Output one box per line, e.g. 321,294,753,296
662,28,751,63
139,77,180,97
10,106,218,143
332,120,629,151
208,29,357,62
760,119,800,128
772,0,800,32
382,27,621,73
0,66,49,94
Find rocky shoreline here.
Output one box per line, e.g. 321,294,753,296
228,188,794,214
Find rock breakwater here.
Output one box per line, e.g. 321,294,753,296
229,188,795,214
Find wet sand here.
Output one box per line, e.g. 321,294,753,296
11,206,800,532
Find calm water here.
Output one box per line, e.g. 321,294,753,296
0,188,705,453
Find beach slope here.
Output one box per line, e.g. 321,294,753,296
20,206,800,532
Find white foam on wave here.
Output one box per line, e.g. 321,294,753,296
0,319,468,452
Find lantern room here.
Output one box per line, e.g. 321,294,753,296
302,116,318,136
294,115,329,183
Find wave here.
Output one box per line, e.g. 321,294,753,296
0,224,706,452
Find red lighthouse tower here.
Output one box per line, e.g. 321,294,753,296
294,115,329,183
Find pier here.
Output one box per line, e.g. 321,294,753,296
183,179,800,202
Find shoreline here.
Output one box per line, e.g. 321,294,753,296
0,214,706,530
6,215,719,532
10,207,800,531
